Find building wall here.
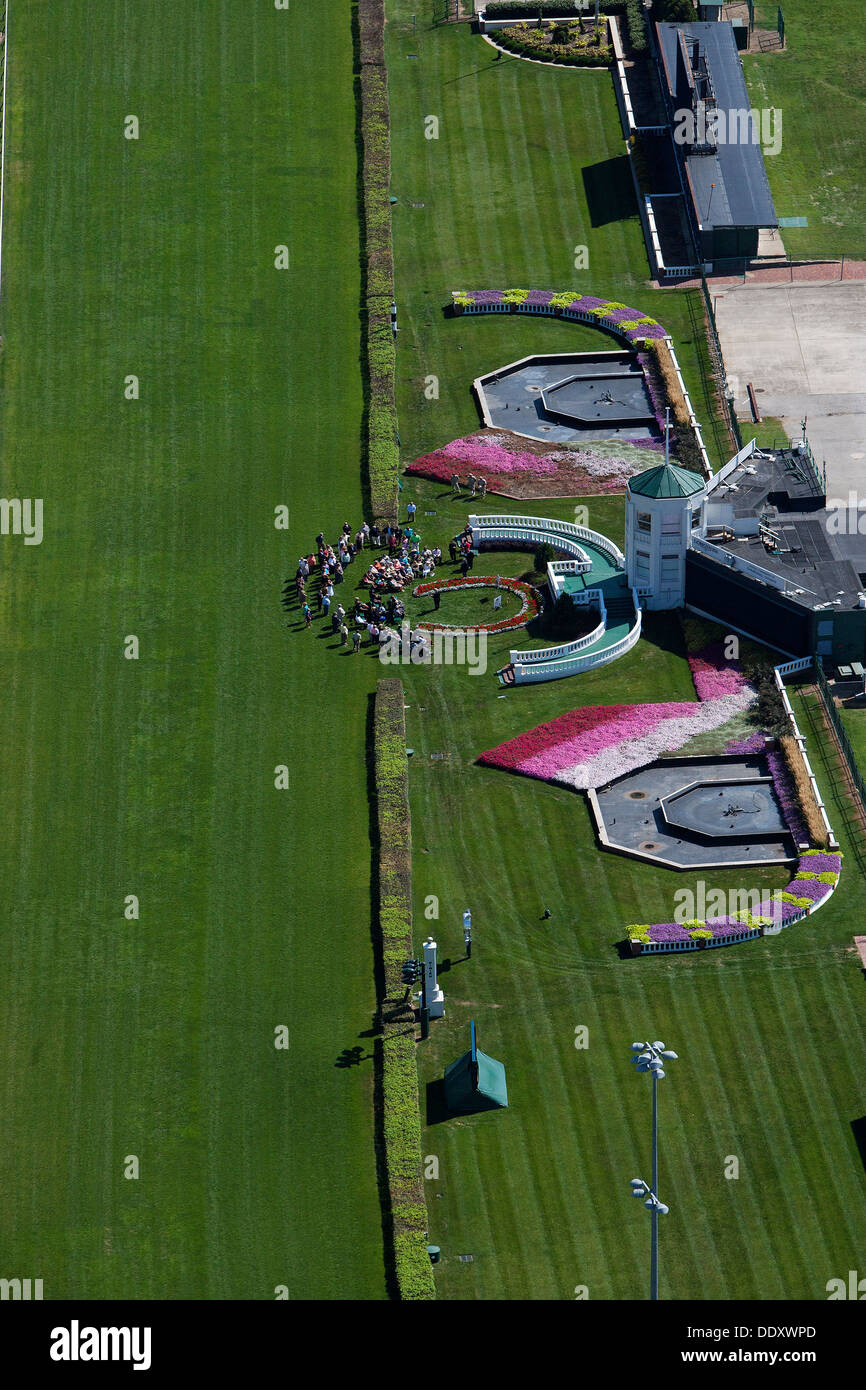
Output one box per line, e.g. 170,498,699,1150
685,552,815,653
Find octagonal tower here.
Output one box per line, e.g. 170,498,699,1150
626,461,706,610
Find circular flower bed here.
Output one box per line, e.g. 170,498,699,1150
413,575,540,635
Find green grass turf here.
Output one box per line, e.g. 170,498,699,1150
384,14,866,1299
386,508,866,1298
743,2,866,259
387,3,733,471
0,3,385,1298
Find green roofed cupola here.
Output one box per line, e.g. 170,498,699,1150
628,461,705,500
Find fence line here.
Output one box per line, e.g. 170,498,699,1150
812,663,866,819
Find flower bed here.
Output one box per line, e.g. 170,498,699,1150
405,431,664,497
414,575,540,635
492,19,613,66
766,749,810,846
478,688,757,791
451,289,667,344
629,852,842,952
687,640,751,700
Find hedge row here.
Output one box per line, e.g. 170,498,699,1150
485,1,626,15
623,0,648,55
359,1,400,524
374,679,435,1300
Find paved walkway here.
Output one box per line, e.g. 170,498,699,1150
711,279,866,496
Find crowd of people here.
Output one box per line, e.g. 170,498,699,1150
293,509,474,654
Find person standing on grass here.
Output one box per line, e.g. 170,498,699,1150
322,592,331,617
467,473,476,498
303,603,312,628
449,538,458,564
478,476,487,498
407,500,416,524
451,472,461,496
352,630,361,653
340,623,349,646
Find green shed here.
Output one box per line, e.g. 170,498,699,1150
444,1021,508,1113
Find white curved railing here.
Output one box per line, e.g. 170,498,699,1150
469,524,591,563
511,592,607,664
511,605,643,683
572,523,625,567
470,512,587,539
468,514,625,568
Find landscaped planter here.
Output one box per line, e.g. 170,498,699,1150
413,575,541,635
451,289,667,345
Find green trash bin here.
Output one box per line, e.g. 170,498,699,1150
426,1245,441,1265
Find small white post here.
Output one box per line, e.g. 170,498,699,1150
422,936,445,1018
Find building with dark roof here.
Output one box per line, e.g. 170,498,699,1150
655,19,778,263
626,438,866,664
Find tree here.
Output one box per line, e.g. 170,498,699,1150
655,0,696,21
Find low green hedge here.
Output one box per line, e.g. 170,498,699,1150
624,0,647,55
485,1,626,14
359,2,399,525
374,679,435,1301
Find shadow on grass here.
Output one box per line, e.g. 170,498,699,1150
425,1079,451,1127
850,1116,866,1176
582,156,638,228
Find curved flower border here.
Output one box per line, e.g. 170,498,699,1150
413,575,540,635
451,289,667,345
628,852,842,951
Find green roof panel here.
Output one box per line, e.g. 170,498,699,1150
629,462,705,499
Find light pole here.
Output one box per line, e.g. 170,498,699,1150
630,1040,677,1299
463,909,472,959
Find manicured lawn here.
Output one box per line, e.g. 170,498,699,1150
388,522,866,1297
387,3,733,471
384,10,866,1301
0,4,384,1298
743,2,866,259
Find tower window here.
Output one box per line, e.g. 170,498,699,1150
637,512,652,533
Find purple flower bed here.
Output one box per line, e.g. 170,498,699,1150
798,852,842,874
725,732,767,755
646,923,693,943
452,291,669,343
636,352,671,438
766,750,810,845
752,898,804,923
625,324,667,341
623,436,680,457
787,877,831,904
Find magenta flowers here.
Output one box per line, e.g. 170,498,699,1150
405,432,648,494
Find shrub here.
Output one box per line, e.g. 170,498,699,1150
690,928,713,940
485,1,623,15
374,677,435,1301
493,20,613,65
655,0,695,20
534,541,557,570
359,2,400,525
624,0,648,56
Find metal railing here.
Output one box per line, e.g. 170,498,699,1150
813,662,866,819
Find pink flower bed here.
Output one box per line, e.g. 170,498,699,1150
688,641,749,699
405,434,652,493
478,687,757,791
